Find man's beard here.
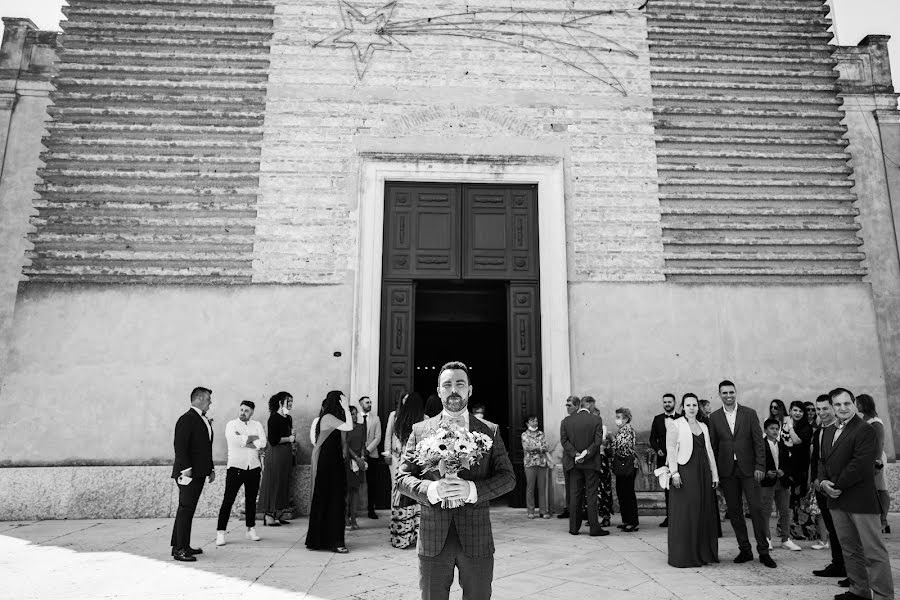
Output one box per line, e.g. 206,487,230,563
444,394,468,412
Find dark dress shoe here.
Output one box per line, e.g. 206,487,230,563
759,554,777,568
589,528,610,537
172,549,196,562
838,578,852,588
171,546,202,557
622,524,639,533
617,524,627,530
659,518,668,527
368,512,379,520
733,551,753,563
569,530,579,535
834,592,869,600
814,564,847,578
883,525,891,534
557,511,570,519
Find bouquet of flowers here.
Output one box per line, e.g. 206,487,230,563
411,422,494,508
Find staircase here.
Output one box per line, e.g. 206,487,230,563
646,0,864,282
27,0,275,284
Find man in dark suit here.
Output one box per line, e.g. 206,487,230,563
707,380,776,568
556,395,581,520
560,397,608,537
171,386,215,562
396,361,515,600
818,388,894,600
649,392,679,527
811,394,847,579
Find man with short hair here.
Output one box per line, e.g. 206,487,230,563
557,395,581,520
812,394,847,580
708,380,776,568
216,400,267,546
818,388,894,600
360,396,383,519
560,397,608,537
397,361,515,600
649,393,679,527
171,386,215,562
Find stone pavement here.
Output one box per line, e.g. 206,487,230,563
3,509,900,600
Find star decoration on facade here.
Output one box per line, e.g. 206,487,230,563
312,1,409,78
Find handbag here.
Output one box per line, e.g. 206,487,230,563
611,453,636,477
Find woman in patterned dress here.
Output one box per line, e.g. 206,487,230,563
386,392,424,548
611,407,639,531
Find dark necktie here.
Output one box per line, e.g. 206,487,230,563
201,411,207,417
363,414,368,429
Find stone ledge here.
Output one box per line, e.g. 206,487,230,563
0,465,311,520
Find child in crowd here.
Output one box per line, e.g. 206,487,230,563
761,418,801,551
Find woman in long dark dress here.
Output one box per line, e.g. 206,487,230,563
306,390,354,553
786,400,815,541
259,391,295,526
667,393,719,568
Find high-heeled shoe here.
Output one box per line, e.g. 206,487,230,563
263,514,281,527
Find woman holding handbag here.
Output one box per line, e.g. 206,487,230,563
611,407,639,532
666,393,719,567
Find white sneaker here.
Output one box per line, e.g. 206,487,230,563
767,537,773,551
246,527,261,542
216,531,226,546
811,540,830,550
782,539,802,551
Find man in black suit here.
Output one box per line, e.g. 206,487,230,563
708,380,776,568
560,397,608,536
811,394,847,580
556,395,581,520
818,388,894,600
649,392,679,527
171,386,215,562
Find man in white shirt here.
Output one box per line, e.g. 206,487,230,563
215,400,267,546
360,396,383,519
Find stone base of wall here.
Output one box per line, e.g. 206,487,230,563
0,465,311,521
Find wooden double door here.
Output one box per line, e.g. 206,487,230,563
378,182,542,506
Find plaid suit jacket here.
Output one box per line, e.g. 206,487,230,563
396,414,516,557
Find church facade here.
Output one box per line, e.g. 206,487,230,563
1,0,899,518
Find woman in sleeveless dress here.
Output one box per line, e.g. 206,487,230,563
258,391,295,526
385,392,425,548
667,393,719,568
306,390,354,553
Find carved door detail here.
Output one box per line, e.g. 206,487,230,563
379,282,416,416
507,282,542,468
464,186,538,280
384,184,460,279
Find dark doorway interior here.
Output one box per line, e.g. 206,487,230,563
413,281,512,502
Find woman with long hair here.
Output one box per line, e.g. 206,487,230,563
344,405,367,530
769,399,788,424
389,391,425,548
786,400,815,541
857,393,891,533
667,393,719,567
305,390,354,553
258,391,295,526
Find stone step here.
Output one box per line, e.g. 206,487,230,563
36,182,260,195
648,12,832,29
47,108,265,128
53,92,267,108
659,164,852,175
655,120,845,133
63,6,274,23
61,21,273,37
665,253,865,265
657,149,849,161
648,24,833,41
58,63,270,79
60,48,272,65
77,0,273,6
650,51,834,67
658,191,856,202
47,122,263,135
650,65,837,79
662,221,860,231
660,178,854,189
61,35,271,51
648,0,827,15
34,212,255,228
660,205,858,217
654,93,841,106
651,79,840,92
662,235,862,246
30,238,254,254
41,170,261,186
54,77,268,92
36,190,260,204
648,39,833,55
655,135,848,148
44,137,262,153
664,266,867,278
45,152,261,165
653,106,843,120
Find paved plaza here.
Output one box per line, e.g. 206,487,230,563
3,509,900,600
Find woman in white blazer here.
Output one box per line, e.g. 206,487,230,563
666,393,720,567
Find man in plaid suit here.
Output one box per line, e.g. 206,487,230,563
397,361,516,600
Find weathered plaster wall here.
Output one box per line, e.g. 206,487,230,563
568,282,893,457
0,284,354,464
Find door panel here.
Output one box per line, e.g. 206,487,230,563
385,184,460,279
464,186,539,280
379,281,415,422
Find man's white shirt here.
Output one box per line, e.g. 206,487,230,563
724,403,738,460
225,418,267,470
766,438,780,471
426,410,479,505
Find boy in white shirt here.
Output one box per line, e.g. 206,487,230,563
761,418,801,552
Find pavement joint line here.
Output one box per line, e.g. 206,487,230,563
33,521,103,545
245,522,317,593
